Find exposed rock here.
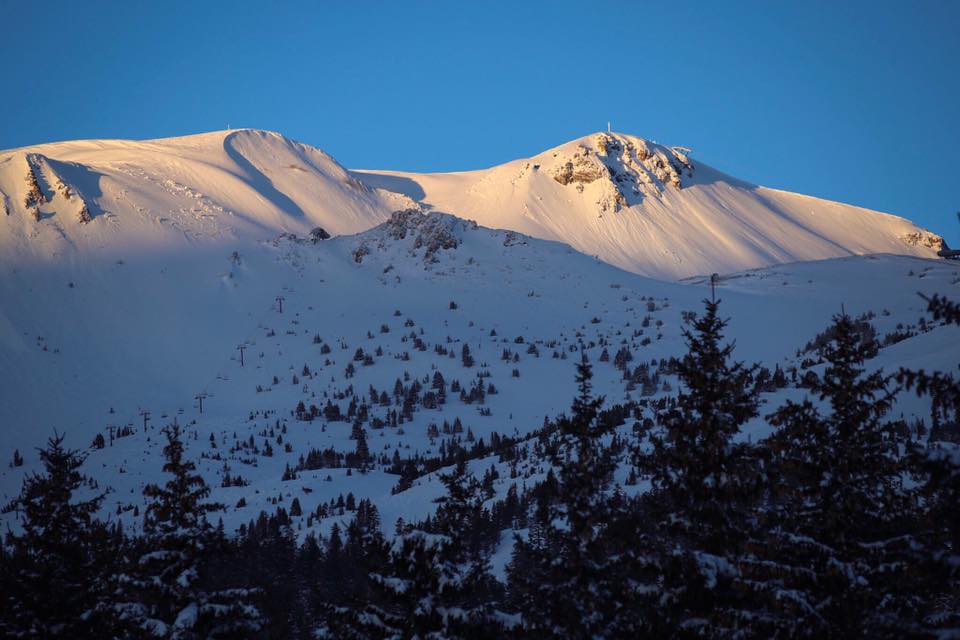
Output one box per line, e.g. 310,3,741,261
552,148,607,186
503,231,526,247
24,160,46,209
353,243,370,264
354,210,474,265
900,231,944,252
78,203,92,224
56,179,72,199
549,134,695,212
309,227,331,242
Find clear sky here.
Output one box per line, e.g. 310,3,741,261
1,1,958,243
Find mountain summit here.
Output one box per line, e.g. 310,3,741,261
0,129,944,278
358,131,944,279
0,129,412,262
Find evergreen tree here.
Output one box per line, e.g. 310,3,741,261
509,352,650,638
897,293,960,634
0,433,108,638
121,425,263,638
332,464,501,639
461,344,474,368
330,533,442,639
431,461,502,637
760,312,921,636
643,297,763,635
354,428,370,469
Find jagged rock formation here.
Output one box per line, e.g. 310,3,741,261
352,209,472,265
23,158,46,210
900,231,945,251
78,203,92,224
546,134,692,213
551,133,693,211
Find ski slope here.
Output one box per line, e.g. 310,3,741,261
0,208,957,539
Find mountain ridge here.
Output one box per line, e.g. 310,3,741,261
0,128,946,279
357,130,945,278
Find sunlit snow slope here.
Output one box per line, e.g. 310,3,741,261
0,129,413,262
358,132,945,279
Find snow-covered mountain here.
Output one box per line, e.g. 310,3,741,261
0,203,957,540
0,129,413,262
0,128,957,544
358,132,945,279
0,128,946,280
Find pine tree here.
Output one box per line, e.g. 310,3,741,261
509,352,651,637
897,293,960,633
431,460,501,637
644,297,763,635
331,464,501,639
761,312,921,636
354,428,370,468
0,433,107,638
332,533,443,639
461,343,474,368
121,425,263,638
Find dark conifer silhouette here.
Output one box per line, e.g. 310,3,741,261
762,312,921,635
1,433,107,638
119,424,263,637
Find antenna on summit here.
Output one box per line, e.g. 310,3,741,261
607,121,611,133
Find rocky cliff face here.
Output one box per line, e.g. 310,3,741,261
548,133,693,213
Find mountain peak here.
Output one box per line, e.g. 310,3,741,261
359,132,943,279
0,128,946,280
529,131,695,212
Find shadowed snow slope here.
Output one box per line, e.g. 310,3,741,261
357,132,944,280
0,202,958,538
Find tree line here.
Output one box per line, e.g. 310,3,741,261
1,294,957,638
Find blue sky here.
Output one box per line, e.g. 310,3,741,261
1,1,958,243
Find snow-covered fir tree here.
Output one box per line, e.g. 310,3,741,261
761,312,921,636
508,351,653,638
643,297,764,636
118,425,263,638
0,434,108,638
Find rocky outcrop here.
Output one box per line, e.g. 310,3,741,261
353,209,475,265
552,151,608,186
24,159,46,209
309,227,331,242
548,133,695,213
900,231,945,252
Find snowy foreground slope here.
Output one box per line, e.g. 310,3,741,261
358,132,945,279
0,206,957,542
